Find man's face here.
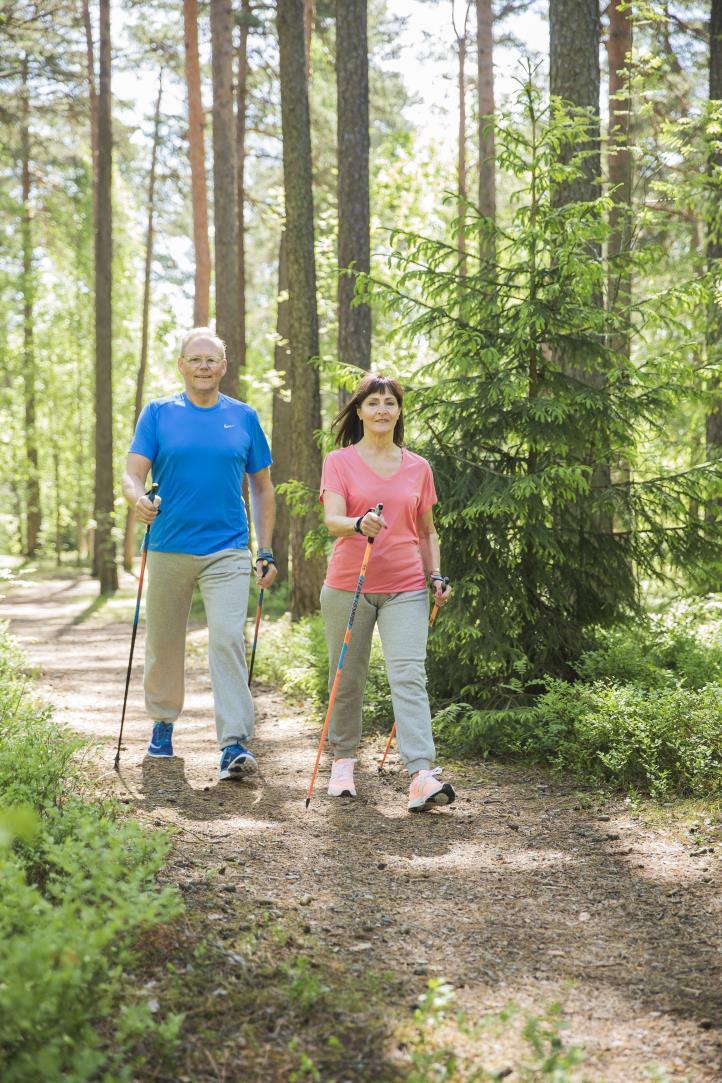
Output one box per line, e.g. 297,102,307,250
177,335,227,395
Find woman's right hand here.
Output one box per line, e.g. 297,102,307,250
359,510,387,537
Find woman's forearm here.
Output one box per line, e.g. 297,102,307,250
418,530,441,577
325,514,359,538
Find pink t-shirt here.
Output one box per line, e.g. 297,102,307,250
320,444,438,592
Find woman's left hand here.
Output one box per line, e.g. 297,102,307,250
431,576,452,606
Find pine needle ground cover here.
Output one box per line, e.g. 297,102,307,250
0,625,182,1083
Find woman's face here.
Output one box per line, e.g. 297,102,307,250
357,387,401,437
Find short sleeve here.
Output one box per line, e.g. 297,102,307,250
418,460,438,514
320,451,347,503
129,402,159,461
246,411,273,474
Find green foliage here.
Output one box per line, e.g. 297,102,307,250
0,626,183,1082
356,75,722,701
251,613,393,732
432,595,722,797
406,981,587,1082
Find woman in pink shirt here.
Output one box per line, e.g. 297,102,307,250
319,373,456,812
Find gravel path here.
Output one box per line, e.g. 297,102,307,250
3,569,721,1081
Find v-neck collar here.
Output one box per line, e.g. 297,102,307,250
351,442,405,481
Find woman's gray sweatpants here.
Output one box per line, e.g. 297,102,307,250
144,548,254,750
319,585,435,775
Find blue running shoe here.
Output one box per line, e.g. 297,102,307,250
147,721,174,758
219,742,257,781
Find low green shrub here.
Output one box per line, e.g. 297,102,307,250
434,680,722,797
575,605,722,690
0,625,182,1082
252,613,394,733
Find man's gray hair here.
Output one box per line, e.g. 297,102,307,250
179,327,226,358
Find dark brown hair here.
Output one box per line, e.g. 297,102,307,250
332,374,405,447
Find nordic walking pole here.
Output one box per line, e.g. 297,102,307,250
305,503,384,808
114,483,159,772
248,558,269,686
378,575,449,772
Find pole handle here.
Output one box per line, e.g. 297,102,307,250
368,502,383,545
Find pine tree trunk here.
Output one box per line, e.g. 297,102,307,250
278,0,325,620
550,0,607,602
124,72,163,571
456,9,468,272
607,0,633,511
94,0,117,593
236,0,250,376
549,0,601,206
20,58,41,558
706,0,722,470
81,0,98,224
476,0,495,231
211,0,241,398
184,0,211,327
336,0,371,392
272,230,291,585
607,0,632,353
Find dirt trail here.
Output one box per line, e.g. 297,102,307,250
3,570,722,1081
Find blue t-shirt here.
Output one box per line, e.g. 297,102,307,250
129,391,272,555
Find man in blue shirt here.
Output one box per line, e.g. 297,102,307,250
122,327,277,781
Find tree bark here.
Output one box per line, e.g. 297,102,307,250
336,0,371,392
211,0,241,397
706,0,722,467
184,0,211,327
550,0,601,206
454,2,471,272
271,230,291,585
124,71,163,571
236,0,250,377
20,57,41,558
476,0,495,229
81,0,98,224
278,0,325,619
94,0,118,593
607,0,632,350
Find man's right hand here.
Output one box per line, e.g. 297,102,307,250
135,494,161,525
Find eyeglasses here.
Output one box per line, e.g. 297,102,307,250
183,355,224,367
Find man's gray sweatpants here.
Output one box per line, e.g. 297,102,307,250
144,548,254,749
320,585,436,775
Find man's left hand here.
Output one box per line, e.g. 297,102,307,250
256,559,278,589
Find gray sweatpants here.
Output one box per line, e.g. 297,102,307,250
144,548,254,749
319,585,436,775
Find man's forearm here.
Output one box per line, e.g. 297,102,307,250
252,486,276,551
122,472,147,508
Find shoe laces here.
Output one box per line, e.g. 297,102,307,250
331,759,355,778
411,767,442,793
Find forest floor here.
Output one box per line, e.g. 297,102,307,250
2,565,722,1082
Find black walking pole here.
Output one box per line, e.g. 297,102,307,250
114,483,159,771
248,558,269,687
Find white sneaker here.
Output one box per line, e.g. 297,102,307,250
408,768,456,812
328,758,357,797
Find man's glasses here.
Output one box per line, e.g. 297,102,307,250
183,356,224,367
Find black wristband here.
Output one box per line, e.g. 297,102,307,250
353,516,365,535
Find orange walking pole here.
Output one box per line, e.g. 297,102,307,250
305,503,383,808
378,575,449,772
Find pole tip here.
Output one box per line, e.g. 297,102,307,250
113,756,120,772
304,797,310,809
